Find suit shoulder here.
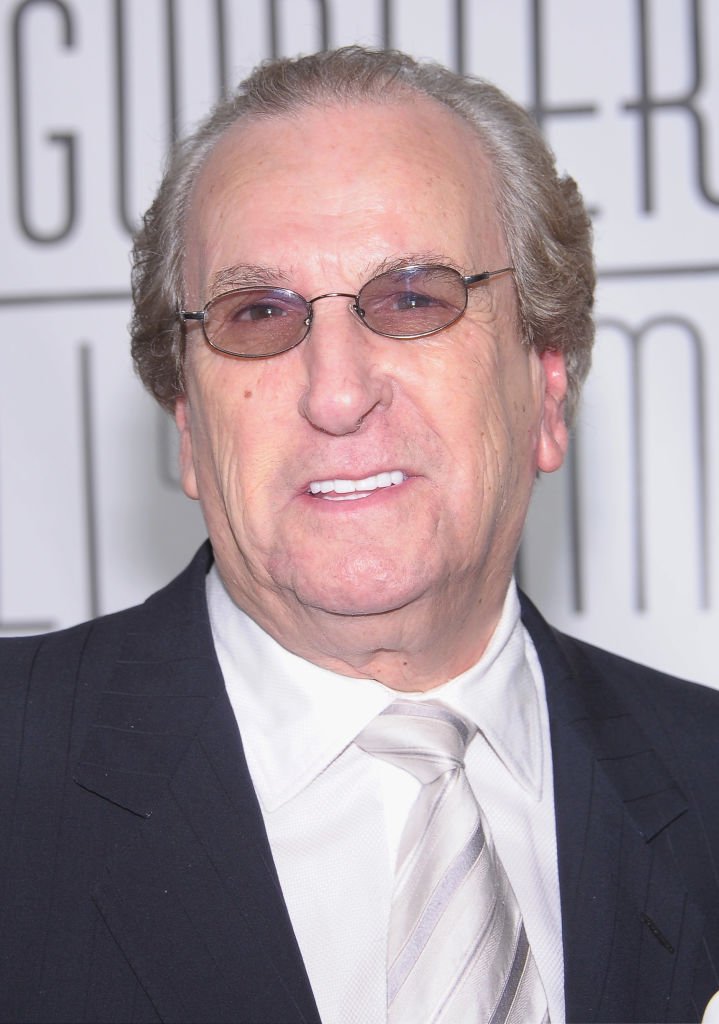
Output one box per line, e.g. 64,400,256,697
556,629,719,717
0,607,135,726
546,630,719,782
0,542,213,693
521,591,719,711
0,601,136,667
520,592,719,759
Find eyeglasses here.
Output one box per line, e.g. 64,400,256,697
179,263,514,359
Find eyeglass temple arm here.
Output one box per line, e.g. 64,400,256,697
179,310,205,321
462,267,514,287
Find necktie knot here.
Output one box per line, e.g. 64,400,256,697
355,700,477,784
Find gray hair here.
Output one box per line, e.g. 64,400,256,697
131,46,594,420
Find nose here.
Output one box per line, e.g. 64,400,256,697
297,298,393,435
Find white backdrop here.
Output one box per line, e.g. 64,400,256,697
0,0,717,688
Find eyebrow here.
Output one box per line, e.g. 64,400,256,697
207,252,463,300
359,251,461,278
207,263,291,299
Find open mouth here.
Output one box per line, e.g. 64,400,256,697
307,470,407,501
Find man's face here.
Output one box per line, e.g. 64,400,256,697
177,96,567,647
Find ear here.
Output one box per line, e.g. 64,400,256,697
174,395,200,500
536,349,569,474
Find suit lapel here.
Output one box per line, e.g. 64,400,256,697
522,594,705,1023
73,551,709,1022
74,545,321,1023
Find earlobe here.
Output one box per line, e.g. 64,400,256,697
536,349,569,474
174,395,200,500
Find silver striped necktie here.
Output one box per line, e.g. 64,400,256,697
356,700,549,1024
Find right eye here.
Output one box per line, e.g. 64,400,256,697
234,301,291,322
211,288,307,329
224,292,297,323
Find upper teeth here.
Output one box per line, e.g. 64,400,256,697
309,470,406,495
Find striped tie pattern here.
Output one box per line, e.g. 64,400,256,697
356,700,549,1024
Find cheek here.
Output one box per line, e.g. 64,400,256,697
453,349,541,499
195,384,293,516
430,345,509,455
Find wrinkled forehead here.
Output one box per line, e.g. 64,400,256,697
182,96,507,297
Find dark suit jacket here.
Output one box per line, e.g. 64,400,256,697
1,543,718,1023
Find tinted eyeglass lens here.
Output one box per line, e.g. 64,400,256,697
358,266,468,338
206,287,309,357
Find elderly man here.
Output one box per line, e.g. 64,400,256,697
1,46,718,1024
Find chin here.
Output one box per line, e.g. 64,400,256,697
277,560,430,619
306,593,414,619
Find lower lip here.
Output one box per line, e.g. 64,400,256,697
300,477,413,509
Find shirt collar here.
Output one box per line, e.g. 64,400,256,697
206,568,544,812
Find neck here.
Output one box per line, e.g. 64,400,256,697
218,566,513,692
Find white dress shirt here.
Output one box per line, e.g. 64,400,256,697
206,567,565,1023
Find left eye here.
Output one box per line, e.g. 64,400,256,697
391,291,437,311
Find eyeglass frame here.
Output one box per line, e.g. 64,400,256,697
179,263,515,360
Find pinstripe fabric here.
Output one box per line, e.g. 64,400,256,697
356,700,549,1024
2,546,718,1021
